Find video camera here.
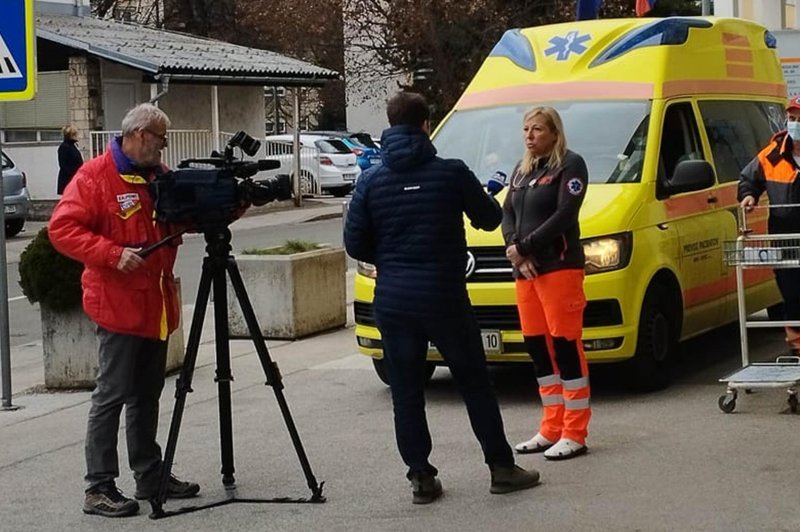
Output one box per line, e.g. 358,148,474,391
150,131,292,226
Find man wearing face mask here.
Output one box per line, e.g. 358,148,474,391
739,96,800,354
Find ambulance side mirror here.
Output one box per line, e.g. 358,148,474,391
665,160,715,196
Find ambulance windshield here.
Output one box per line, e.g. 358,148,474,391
433,100,651,184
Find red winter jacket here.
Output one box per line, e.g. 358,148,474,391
49,148,181,340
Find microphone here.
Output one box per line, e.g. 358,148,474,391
487,171,507,196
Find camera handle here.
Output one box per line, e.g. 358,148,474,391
136,228,190,259
149,227,325,519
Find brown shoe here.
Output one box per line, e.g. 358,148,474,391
83,482,139,517
490,464,540,494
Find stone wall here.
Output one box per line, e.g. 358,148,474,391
68,56,102,161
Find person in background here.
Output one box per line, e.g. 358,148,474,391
344,91,540,505
57,124,83,195
49,104,199,518
739,96,800,354
503,106,591,461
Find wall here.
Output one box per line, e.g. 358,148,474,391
7,71,264,201
776,30,800,97
159,84,264,139
715,0,796,29
343,11,397,137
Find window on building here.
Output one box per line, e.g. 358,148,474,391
1,129,61,144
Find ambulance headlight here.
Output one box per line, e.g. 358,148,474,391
357,261,377,279
583,233,632,274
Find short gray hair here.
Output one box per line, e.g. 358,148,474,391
120,103,171,137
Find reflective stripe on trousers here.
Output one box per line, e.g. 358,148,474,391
516,269,591,444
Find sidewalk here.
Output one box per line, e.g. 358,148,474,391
5,199,350,399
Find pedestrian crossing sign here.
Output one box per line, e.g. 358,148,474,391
0,0,36,101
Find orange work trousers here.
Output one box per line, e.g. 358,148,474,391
515,268,591,444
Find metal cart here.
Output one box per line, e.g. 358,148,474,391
719,204,800,413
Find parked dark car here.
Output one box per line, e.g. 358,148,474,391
1,150,30,237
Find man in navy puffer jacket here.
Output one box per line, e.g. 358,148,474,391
345,92,540,504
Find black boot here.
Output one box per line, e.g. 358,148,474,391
490,464,540,494
409,472,443,504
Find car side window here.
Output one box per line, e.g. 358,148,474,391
658,102,703,187
698,100,782,183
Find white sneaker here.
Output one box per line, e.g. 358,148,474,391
514,433,555,454
543,438,587,460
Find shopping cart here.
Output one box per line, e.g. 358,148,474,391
719,204,800,413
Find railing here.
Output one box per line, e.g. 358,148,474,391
263,140,322,196
89,130,237,170
89,130,320,196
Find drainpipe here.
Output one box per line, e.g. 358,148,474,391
211,86,220,152
293,88,302,207
149,75,170,105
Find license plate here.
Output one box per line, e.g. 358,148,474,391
369,157,380,165
4,205,15,214
428,330,502,355
343,173,356,180
481,330,502,355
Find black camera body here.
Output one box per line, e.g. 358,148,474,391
151,131,291,226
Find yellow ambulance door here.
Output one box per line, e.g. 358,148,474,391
657,100,727,336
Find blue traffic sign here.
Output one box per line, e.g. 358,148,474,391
0,0,36,101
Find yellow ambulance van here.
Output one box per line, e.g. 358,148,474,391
353,16,786,389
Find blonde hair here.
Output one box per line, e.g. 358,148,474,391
518,106,567,176
62,124,78,140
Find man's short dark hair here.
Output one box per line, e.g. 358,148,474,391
387,92,430,127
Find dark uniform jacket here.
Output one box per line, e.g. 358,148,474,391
57,139,84,195
501,149,588,277
738,130,800,234
344,124,502,316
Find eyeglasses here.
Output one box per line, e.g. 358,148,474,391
142,128,168,144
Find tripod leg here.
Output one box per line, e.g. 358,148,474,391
213,261,236,487
151,263,214,515
226,258,325,500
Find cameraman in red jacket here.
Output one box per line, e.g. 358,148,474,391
49,103,199,518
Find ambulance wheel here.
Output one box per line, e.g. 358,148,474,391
372,358,436,386
629,283,679,391
372,358,390,385
788,393,798,413
767,303,785,321
718,394,736,413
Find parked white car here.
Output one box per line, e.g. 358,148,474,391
263,134,361,197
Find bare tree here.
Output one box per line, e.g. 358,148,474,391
344,0,637,120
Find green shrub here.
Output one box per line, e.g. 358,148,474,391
18,227,83,310
242,239,322,255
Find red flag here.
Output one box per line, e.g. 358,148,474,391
636,0,656,16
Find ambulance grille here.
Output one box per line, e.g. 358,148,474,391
354,301,622,329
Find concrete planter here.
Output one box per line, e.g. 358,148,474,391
227,246,347,339
41,279,186,389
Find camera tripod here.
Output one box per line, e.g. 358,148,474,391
149,227,325,519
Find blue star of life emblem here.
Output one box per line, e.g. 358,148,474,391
545,31,591,61
567,177,584,196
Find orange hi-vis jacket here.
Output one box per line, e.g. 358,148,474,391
738,130,800,233
49,144,181,341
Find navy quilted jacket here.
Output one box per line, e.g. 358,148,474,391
344,125,502,316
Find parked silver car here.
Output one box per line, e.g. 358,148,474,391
1,151,30,237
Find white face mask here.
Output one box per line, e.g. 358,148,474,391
788,121,800,140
